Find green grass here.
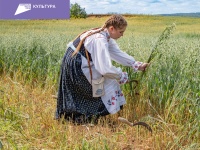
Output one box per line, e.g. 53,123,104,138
0,15,200,149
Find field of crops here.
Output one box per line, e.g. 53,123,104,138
0,15,199,149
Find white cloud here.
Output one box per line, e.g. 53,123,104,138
70,0,200,14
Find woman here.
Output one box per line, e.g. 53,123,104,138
55,14,149,124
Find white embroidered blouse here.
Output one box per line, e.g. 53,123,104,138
75,29,143,114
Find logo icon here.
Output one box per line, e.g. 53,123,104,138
15,4,31,15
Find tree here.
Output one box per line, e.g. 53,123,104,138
70,3,87,18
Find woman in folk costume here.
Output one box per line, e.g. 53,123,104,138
55,14,149,124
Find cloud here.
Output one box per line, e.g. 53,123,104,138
70,0,200,14
105,0,121,4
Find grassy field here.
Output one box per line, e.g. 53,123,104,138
0,15,200,149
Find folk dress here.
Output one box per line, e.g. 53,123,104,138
55,29,142,124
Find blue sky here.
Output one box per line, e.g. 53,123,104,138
70,0,200,15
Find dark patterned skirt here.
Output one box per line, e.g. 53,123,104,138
55,42,109,124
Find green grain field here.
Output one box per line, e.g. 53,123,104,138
0,15,199,149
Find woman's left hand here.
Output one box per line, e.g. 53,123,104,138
119,72,129,84
138,63,150,71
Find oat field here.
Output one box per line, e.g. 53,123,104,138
0,15,199,149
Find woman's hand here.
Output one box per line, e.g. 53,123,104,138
138,63,150,71
132,61,150,72
119,72,128,84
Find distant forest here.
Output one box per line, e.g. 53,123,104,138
88,12,200,18
160,12,200,17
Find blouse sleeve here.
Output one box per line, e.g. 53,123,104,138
108,39,143,72
84,35,122,80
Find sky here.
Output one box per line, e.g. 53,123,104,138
70,0,200,15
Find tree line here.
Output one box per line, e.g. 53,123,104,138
70,3,87,18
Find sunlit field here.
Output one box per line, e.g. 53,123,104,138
0,15,200,149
